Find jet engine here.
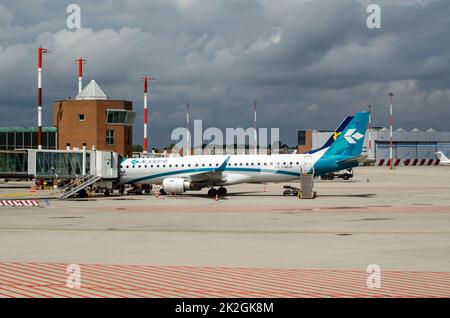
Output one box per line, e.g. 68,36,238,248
162,178,192,194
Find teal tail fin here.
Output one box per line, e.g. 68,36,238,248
323,111,369,158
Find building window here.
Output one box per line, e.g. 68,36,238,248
106,109,136,125
298,130,306,146
78,114,85,121
126,128,131,145
106,129,115,145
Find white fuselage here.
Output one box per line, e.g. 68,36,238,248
120,152,323,186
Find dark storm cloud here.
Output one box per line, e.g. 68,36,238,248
0,0,449,147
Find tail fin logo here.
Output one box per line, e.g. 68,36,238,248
344,129,364,144
333,132,341,140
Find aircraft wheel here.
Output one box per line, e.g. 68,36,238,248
217,187,227,196
208,188,218,197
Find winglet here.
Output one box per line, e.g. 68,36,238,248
216,156,231,172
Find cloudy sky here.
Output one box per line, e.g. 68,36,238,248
0,0,449,147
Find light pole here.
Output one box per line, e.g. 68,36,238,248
388,92,394,170
253,100,257,155
186,103,190,156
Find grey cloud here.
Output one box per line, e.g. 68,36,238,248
0,0,449,148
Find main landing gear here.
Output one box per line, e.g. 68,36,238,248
208,187,227,197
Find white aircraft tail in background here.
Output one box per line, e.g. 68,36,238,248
435,151,450,166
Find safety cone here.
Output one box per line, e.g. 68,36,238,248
215,194,219,201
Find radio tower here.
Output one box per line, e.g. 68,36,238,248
37,47,48,150
141,77,155,154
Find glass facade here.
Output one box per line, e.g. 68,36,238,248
298,131,306,145
0,127,57,150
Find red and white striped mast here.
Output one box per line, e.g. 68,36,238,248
141,77,155,154
388,92,394,170
186,103,190,156
37,47,48,150
75,57,87,94
368,104,372,158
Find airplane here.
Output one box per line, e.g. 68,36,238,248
435,151,450,166
120,111,369,197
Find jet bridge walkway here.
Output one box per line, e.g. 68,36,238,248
0,149,119,198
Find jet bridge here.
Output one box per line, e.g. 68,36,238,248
0,149,120,198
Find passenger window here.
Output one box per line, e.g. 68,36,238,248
175,164,178,167
126,166,129,168
215,163,219,166
157,165,159,168
138,165,141,168
202,164,205,167
296,162,299,165
144,165,147,168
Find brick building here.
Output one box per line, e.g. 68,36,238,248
53,80,135,157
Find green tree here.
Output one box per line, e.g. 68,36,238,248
132,144,143,152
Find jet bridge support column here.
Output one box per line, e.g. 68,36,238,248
82,143,87,176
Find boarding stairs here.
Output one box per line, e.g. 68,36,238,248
59,175,102,199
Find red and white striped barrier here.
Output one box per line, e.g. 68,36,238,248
375,159,440,166
0,200,39,207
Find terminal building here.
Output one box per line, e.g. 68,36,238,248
298,127,450,165
0,127,57,151
53,80,135,157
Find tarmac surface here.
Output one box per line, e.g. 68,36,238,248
1,166,449,297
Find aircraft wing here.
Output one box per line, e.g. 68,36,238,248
186,156,231,182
